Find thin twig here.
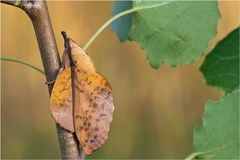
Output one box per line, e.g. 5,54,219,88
1,57,45,75
1,0,82,159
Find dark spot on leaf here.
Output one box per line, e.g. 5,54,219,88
83,143,86,147
95,127,99,131
93,103,98,108
85,128,89,131
85,139,88,143
100,113,106,117
96,118,100,122
90,98,93,103
75,115,81,119
88,122,91,127
88,81,92,85
83,122,87,126
90,139,95,143
79,126,84,131
93,135,98,139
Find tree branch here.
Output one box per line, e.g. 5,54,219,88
1,0,15,5
1,0,82,159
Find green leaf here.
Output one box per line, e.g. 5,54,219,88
112,0,133,42
200,27,239,93
128,1,220,68
192,90,239,159
188,28,240,160
14,0,21,6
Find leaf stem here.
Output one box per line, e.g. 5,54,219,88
1,57,45,75
83,2,170,50
184,141,234,160
185,152,200,160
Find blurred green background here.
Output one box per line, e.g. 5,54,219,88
1,1,239,159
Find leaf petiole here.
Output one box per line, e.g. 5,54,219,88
83,2,170,50
1,57,45,75
184,141,234,160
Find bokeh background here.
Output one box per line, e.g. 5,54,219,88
1,1,239,159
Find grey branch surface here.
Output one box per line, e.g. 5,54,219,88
1,0,82,159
